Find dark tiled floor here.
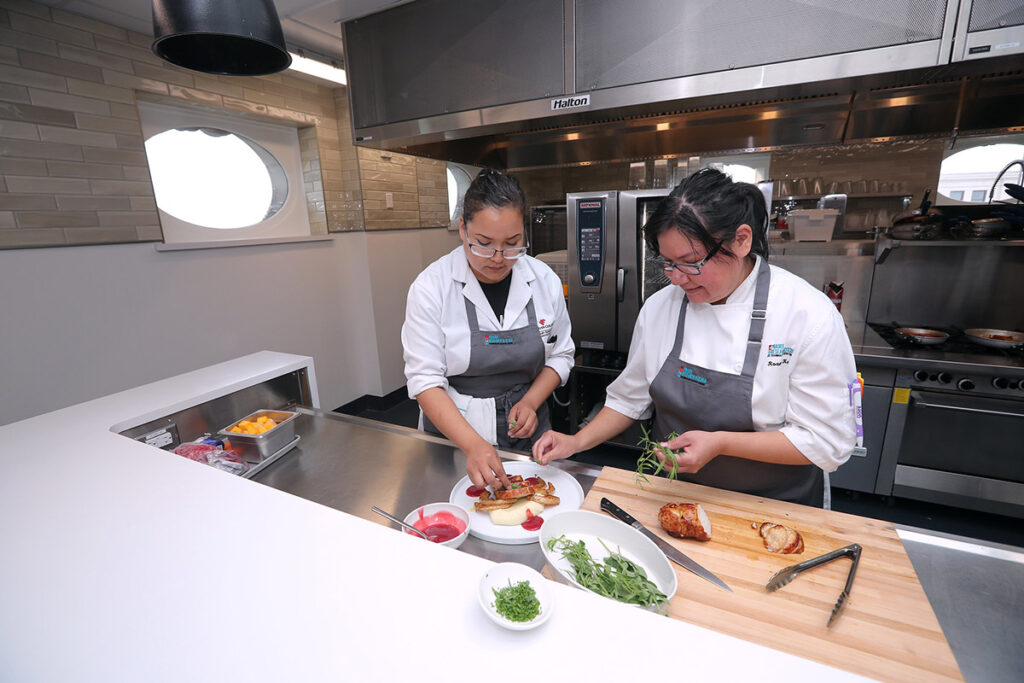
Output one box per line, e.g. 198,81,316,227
341,397,1024,549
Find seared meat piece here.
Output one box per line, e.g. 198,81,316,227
757,522,804,554
658,502,712,541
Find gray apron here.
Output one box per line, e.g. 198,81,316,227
424,296,550,451
648,259,823,506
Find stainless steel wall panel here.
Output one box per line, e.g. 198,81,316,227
574,0,948,91
345,0,564,129
865,243,1024,329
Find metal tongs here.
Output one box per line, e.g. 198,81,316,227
765,543,862,628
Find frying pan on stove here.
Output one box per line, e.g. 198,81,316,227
895,326,949,345
964,328,1024,349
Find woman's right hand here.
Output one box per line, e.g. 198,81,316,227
465,445,510,490
531,430,580,465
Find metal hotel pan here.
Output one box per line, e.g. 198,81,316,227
895,327,949,345
964,328,1024,349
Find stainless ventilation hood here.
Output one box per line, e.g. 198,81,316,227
343,0,1024,170
355,55,1024,171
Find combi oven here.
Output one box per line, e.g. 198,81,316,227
567,189,671,362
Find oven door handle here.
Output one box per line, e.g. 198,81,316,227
616,267,625,303
912,395,1024,420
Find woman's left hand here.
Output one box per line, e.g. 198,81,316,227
507,402,538,439
659,431,722,474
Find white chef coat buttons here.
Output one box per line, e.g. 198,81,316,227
734,363,743,372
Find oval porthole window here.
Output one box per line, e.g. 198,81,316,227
937,142,1024,204
447,164,473,224
144,127,289,229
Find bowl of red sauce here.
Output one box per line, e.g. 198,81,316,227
403,502,470,549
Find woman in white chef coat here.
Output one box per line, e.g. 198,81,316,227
533,169,857,506
403,169,574,489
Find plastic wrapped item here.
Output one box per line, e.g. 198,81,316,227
207,451,249,475
172,442,248,475
173,442,218,463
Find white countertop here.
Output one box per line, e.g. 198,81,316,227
0,352,870,682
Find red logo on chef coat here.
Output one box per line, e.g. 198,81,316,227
540,319,545,325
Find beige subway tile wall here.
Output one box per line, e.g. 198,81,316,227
0,0,447,249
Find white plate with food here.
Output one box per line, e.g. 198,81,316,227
539,510,677,609
449,461,584,545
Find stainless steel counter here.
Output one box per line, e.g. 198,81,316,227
254,408,1024,682
253,408,601,571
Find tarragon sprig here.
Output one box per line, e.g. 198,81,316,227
635,425,681,488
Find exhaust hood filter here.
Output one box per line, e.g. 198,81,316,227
151,0,292,76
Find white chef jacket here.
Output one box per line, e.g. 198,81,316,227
403,246,575,400
605,256,857,472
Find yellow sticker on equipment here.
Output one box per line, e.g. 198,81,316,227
893,388,911,404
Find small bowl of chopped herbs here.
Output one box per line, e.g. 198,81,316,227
478,562,553,631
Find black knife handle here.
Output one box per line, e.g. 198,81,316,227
600,497,639,526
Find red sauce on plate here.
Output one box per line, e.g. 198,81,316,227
466,485,488,497
525,477,541,486
409,510,467,543
521,508,544,531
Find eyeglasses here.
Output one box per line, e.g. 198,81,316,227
468,241,528,259
657,241,722,275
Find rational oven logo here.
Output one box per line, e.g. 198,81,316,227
677,366,709,385
484,334,515,345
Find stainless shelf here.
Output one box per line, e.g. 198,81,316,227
774,193,912,202
875,236,1024,263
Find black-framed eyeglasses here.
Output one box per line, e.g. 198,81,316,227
468,241,528,259
657,241,722,275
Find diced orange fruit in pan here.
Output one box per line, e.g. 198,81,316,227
228,416,277,435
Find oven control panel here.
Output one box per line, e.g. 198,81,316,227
575,198,604,289
900,368,1024,398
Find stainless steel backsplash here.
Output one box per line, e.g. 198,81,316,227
866,244,1024,328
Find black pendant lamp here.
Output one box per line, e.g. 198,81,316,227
152,0,292,76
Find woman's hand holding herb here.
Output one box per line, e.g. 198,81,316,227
660,430,722,473
531,430,580,465
506,401,537,439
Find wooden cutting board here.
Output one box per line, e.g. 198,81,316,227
579,466,962,682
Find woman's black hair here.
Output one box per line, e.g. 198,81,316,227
461,168,527,230
643,167,769,263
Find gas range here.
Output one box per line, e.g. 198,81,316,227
868,322,1024,359
867,323,1024,398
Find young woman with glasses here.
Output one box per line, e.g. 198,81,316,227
402,169,574,489
533,168,857,507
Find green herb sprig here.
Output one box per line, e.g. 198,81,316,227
635,425,681,488
491,579,540,622
546,535,668,609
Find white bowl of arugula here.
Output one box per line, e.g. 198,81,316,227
478,562,553,631
539,510,677,610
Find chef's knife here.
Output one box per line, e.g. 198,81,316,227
600,497,732,592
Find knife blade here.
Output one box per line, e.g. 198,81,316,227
600,497,732,592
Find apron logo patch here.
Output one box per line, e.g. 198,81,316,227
484,334,515,345
767,343,793,366
677,366,708,385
